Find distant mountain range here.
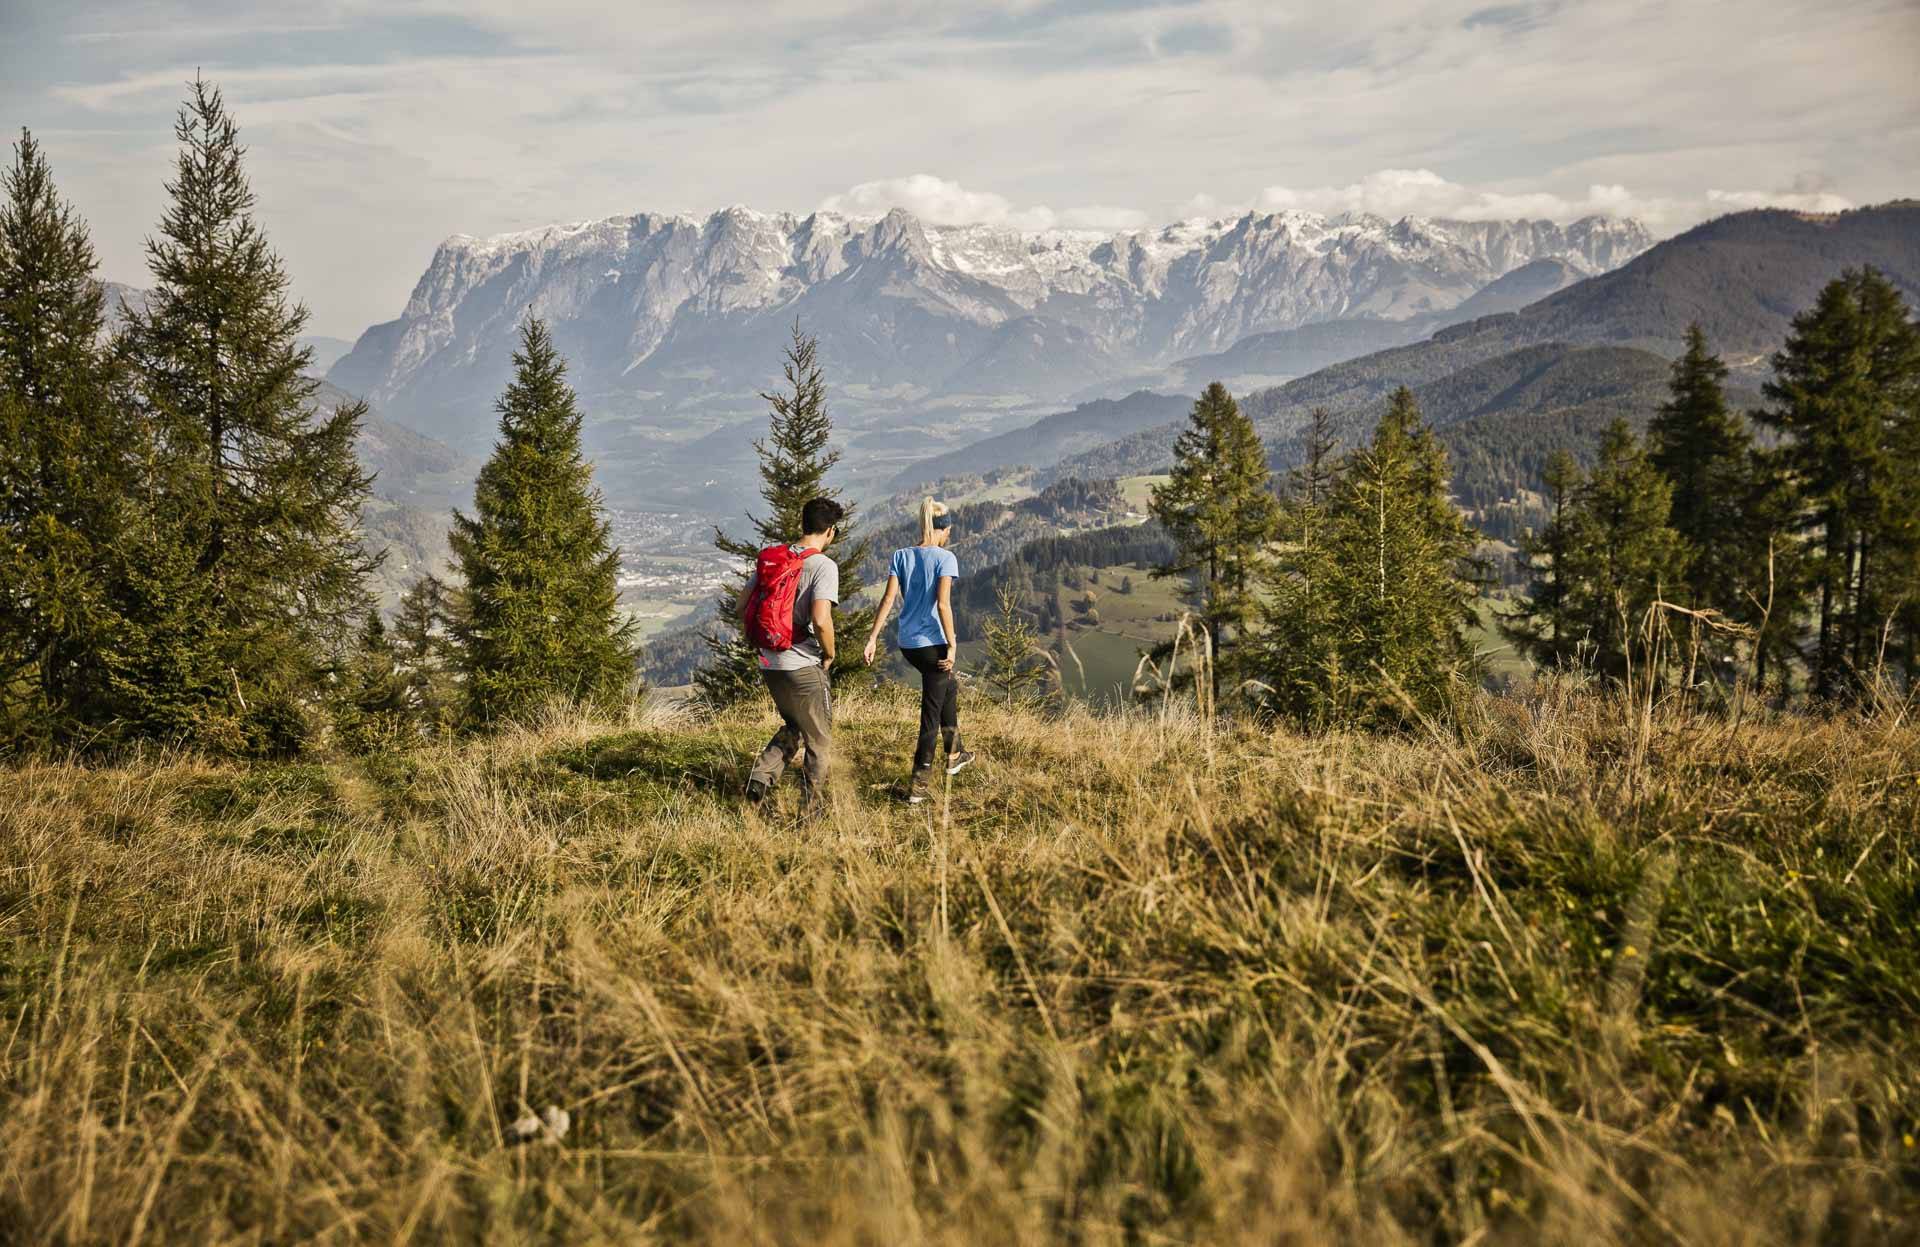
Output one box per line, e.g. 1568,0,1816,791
328,206,1652,448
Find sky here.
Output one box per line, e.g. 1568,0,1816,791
4,0,1917,339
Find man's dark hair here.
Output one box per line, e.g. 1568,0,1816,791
800,497,845,536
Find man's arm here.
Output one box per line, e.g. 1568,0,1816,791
738,573,758,623
811,597,836,668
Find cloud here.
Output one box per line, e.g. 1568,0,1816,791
1706,186,1855,215
1190,169,1855,231
820,166,1857,242
15,0,1911,336
1244,169,1676,225
819,174,1147,232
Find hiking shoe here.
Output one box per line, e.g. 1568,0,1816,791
745,776,771,804
945,749,977,777
906,773,932,805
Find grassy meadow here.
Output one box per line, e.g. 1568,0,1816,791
0,684,1916,1243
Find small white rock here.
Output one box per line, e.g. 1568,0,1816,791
506,1105,571,1145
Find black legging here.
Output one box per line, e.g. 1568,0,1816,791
901,644,959,772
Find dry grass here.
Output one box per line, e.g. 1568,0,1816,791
0,683,1916,1243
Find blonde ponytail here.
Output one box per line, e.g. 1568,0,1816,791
919,495,949,545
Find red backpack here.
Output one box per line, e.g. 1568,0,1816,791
744,545,818,651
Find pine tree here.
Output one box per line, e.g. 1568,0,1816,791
1505,421,1686,681
1734,450,1812,697
982,587,1050,704
1755,268,1920,701
120,78,375,748
392,574,459,736
1149,382,1281,706
695,324,871,705
1648,325,1753,661
0,129,138,741
1257,406,1342,722
1501,451,1584,670
450,320,638,725
1291,387,1480,727
333,610,416,753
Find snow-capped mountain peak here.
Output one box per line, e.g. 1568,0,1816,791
334,203,1653,441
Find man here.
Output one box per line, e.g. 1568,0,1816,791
743,497,843,807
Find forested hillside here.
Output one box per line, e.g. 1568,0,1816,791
1520,200,1920,357
1251,343,1766,542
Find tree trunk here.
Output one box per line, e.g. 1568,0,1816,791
1816,515,1837,699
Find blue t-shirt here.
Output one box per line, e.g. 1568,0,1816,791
890,545,960,649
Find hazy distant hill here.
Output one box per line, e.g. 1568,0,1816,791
300,336,354,373
1441,256,1586,320
1053,201,1920,484
1153,319,1426,396
302,379,471,606
892,390,1192,488
328,205,1649,447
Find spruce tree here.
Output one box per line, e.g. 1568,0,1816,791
1298,387,1480,727
1149,381,1281,706
121,78,375,748
1501,451,1584,670
982,587,1050,704
450,320,638,724
1755,268,1920,700
0,129,137,741
1505,421,1686,681
392,573,459,736
695,324,871,705
1257,406,1342,722
333,610,416,753
1648,325,1753,657
1734,450,1813,697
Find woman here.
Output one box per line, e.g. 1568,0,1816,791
863,496,977,803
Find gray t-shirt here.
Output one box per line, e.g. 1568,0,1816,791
747,548,840,671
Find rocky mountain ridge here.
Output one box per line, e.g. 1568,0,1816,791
329,204,1651,445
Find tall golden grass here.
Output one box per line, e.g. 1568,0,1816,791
0,683,1915,1243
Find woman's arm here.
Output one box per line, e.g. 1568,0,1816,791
935,576,957,672
862,574,902,665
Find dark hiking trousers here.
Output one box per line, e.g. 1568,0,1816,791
901,644,959,773
750,664,832,798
